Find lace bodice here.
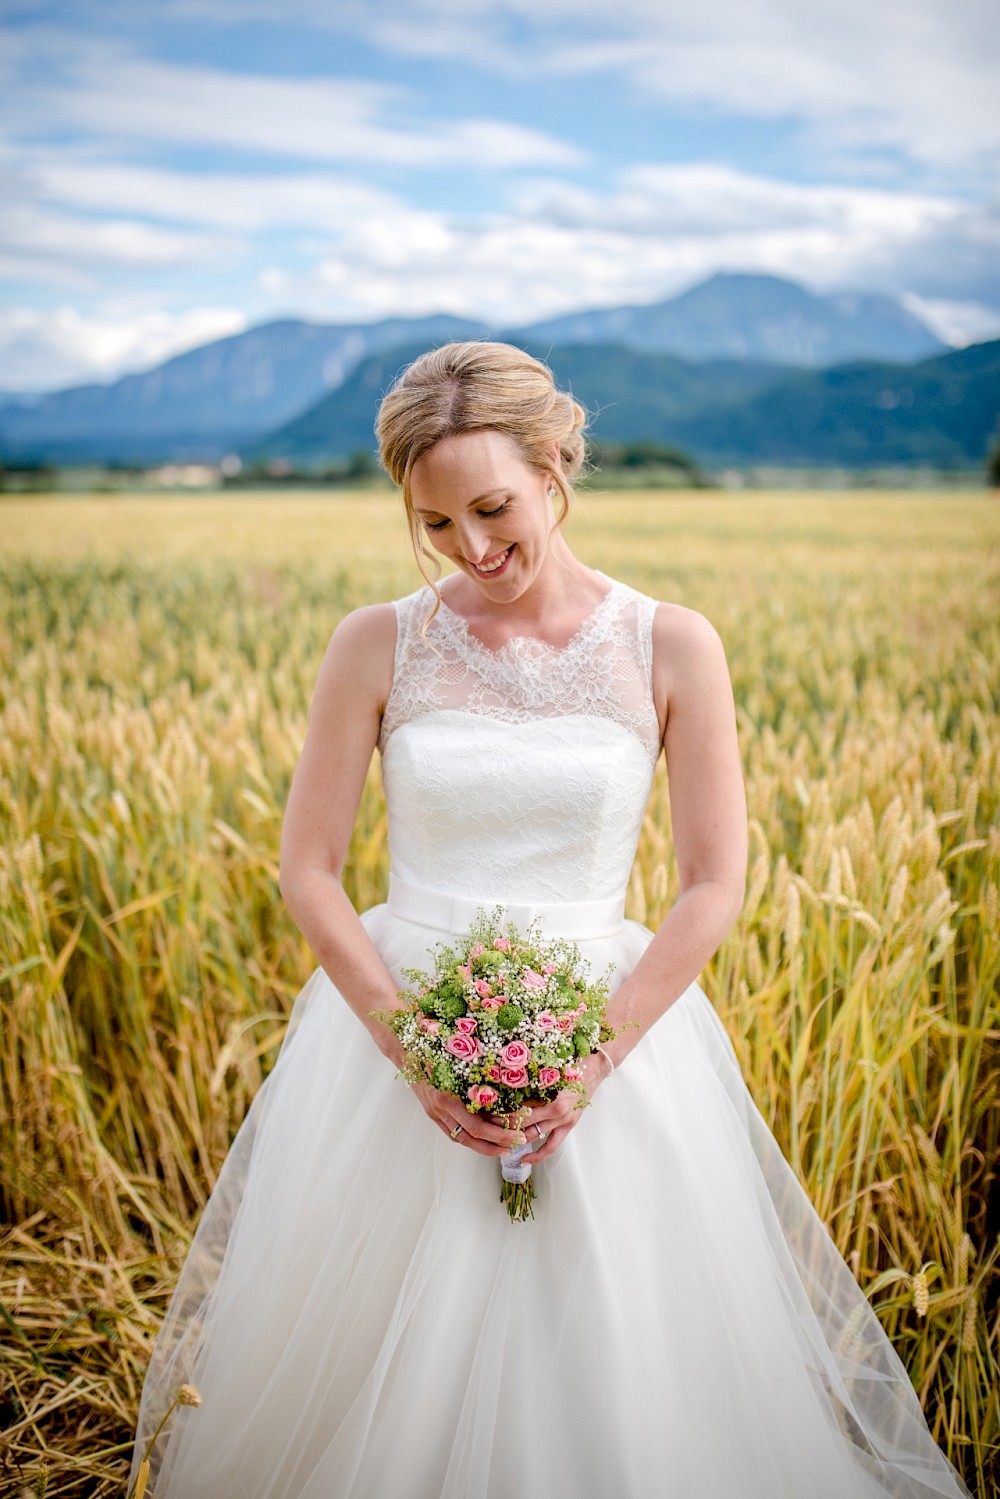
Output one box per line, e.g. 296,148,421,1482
378,575,661,903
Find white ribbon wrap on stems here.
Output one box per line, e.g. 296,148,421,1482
499,1136,536,1184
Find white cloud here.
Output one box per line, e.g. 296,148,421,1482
0,198,239,280
2,5,997,389
19,152,993,314
901,294,1000,348
287,166,1000,335
6,40,584,170
4,159,999,391
27,162,402,233
0,305,248,391
23,0,995,177
368,0,1000,176
517,165,960,241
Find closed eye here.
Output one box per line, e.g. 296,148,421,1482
424,501,509,532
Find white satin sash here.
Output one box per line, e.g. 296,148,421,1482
385,873,626,940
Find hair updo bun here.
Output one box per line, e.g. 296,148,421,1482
375,341,588,594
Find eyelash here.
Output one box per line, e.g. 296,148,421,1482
425,502,509,532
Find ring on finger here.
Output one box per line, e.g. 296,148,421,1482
532,1122,546,1141
450,1123,464,1139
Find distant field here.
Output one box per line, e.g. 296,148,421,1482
1,491,998,1494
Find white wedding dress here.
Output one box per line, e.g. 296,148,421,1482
131,575,973,1499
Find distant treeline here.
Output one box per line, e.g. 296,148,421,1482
584,441,708,487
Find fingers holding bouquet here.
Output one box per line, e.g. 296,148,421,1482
372,909,630,1219
413,1080,527,1157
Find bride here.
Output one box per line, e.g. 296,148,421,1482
130,341,972,1497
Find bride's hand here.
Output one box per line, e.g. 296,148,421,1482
516,1051,613,1164
411,1080,524,1157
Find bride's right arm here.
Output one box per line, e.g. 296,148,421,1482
277,604,521,1158
277,603,406,1067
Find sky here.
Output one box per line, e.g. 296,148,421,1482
2,0,999,392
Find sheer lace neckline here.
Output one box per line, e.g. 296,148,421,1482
435,572,618,659
380,572,661,762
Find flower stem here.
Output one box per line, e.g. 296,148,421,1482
501,1176,536,1220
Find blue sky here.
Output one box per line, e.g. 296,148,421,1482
2,0,998,390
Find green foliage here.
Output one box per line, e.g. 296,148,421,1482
986,438,1000,488
430,1056,458,1092
437,992,467,1020
586,439,708,490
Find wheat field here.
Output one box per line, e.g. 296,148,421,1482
1,490,998,1496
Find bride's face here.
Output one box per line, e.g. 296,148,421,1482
409,429,558,602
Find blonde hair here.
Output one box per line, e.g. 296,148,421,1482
375,341,588,613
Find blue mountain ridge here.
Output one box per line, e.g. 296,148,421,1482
0,273,953,466
255,336,1000,471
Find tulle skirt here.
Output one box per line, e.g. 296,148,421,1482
130,903,972,1499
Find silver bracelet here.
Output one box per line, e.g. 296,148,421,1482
595,1043,615,1074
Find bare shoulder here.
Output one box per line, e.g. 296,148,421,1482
327,601,397,657
314,602,397,713
648,601,731,739
651,601,729,683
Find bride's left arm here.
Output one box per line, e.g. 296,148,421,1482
604,603,748,1060
522,603,747,1161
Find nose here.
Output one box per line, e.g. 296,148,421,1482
455,518,493,564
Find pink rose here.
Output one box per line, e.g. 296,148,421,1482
557,1015,575,1032
537,1066,561,1087
522,968,548,990
542,962,558,975
418,1016,440,1035
501,1067,529,1088
485,1064,503,1082
469,942,485,959
500,1039,530,1066
474,979,494,1000
457,964,472,981
468,1084,499,1108
535,1010,557,1030
455,1016,478,1035
493,937,511,951
564,1065,583,1081
480,995,503,1010
445,1033,481,1061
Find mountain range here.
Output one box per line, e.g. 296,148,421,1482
1,272,995,471
256,337,1000,471
506,275,942,368
0,313,486,465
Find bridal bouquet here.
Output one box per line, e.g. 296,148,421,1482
373,908,618,1221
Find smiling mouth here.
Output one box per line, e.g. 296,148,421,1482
470,545,513,576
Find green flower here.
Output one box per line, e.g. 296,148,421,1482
495,1002,524,1030
431,1056,459,1091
